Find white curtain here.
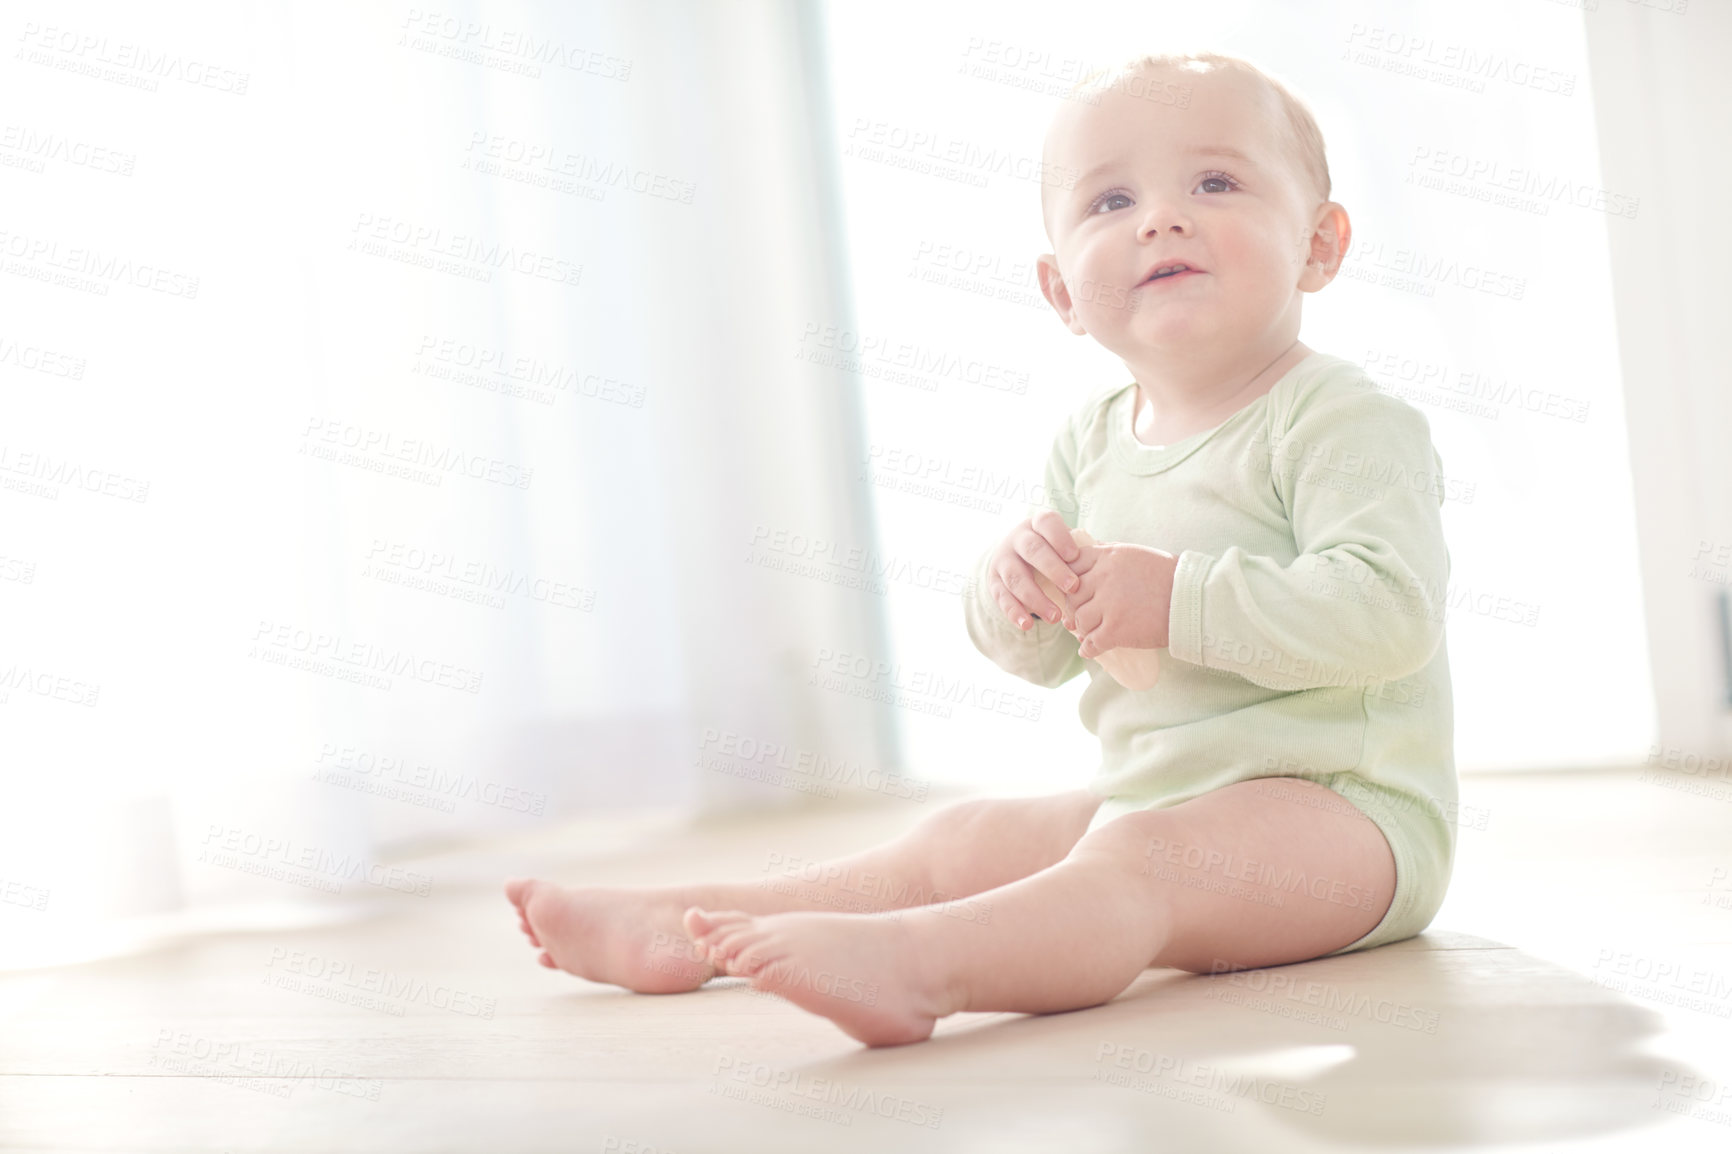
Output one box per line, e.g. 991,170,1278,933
0,0,895,970
1583,0,1732,758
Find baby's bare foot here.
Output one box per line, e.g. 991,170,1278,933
505,878,717,994
683,907,954,1047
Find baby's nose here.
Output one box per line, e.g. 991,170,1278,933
1138,212,1192,240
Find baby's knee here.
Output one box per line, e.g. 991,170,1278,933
1065,810,1170,879
920,790,1098,838
908,796,1005,845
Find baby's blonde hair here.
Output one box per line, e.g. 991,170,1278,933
1048,52,1331,222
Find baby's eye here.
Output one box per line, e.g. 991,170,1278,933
1197,171,1240,194
1089,191,1133,214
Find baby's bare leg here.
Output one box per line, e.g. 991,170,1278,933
750,788,1105,914
685,777,1393,1046
505,789,1103,993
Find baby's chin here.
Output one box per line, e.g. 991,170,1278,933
1110,308,1241,353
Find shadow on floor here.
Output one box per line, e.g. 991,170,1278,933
784,931,1689,1148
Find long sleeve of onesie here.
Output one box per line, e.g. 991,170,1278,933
961,410,1090,690
1166,384,1452,691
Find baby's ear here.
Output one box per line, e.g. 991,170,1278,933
1299,203,1352,292
1035,256,1090,336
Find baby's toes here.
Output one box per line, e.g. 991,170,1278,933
723,937,779,978
713,930,776,973
683,906,750,942
504,877,537,910
702,923,762,964
744,954,797,987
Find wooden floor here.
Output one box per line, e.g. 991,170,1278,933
5,765,1732,1152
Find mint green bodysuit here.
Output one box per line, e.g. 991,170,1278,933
961,351,1458,954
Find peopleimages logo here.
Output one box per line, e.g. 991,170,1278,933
747,524,975,599
262,947,497,1018
1645,742,1731,781
809,647,1044,723
249,619,485,695
199,825,434,897
1206,965,1441,1034
301,417,534,489
698,729,930,803
709,1056,945,1129
1093,1043,1327,1114
844,118,1078,190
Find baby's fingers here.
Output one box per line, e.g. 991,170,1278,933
1014,524,1081,601
991,561,1064,629
1077,622,1111,659
986,569,1031,629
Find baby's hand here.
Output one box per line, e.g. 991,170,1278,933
1066,542,1179,657
985,509,1083,630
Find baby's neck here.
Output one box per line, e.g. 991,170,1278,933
1129,340,1310,445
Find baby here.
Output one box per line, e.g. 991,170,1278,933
506,52,1457,1047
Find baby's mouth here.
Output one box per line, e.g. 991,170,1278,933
1141,262,1202,286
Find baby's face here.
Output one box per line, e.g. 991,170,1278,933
1038,67,1327,361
